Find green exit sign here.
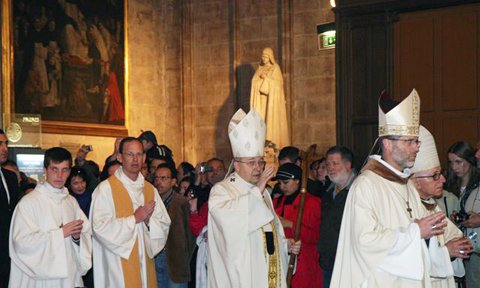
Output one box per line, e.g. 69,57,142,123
318,31,336,50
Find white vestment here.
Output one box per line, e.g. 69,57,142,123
9,182,92,288
90,167,171,288
420,201,464,288
331,156,432,288
196,226,208,288
208,172,289,288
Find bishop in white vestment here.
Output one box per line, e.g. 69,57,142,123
411,126,471,288
208,109,296,288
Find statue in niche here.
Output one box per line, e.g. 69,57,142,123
250,47,290,149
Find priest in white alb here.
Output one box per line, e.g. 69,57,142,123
9,147,92,288
208,108,301,288
411,126,473,288
331,89,451,287
90,137,171,288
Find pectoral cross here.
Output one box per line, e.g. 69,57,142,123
406,201,412,218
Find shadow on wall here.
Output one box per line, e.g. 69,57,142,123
212,64,255,162
235,64,255,113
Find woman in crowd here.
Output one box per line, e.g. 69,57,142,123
67,167,93,217
445,141,480,287
272,163,322,287
66,167,94,287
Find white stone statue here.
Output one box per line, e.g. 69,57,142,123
250,47,290,149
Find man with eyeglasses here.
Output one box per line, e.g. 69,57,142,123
332,89,450,288
153,164,195,288
208,109,301,288
410,126,473,286
90,137,171,288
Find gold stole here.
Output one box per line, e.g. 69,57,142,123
108,175,157,288
261,193,281,288
263,223,281,288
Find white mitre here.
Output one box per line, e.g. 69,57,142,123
228,108,266,158
378,88,420,137
411,125,440,173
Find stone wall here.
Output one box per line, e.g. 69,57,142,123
291,0,336,155
184,0,336,164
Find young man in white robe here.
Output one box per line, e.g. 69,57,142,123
9,147,92,288
90,137,171,288
411,126,473,288
331,89,451,287
208,109,301,288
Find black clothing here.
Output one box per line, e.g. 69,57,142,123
307,178,331,198
0,168,21,288
317,183,350,271
192,184,211,210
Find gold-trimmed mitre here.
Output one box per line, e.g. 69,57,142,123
378,88,420,137
228,108,266,158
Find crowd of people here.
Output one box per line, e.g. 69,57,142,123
0,90,480,288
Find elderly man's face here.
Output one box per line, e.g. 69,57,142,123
326,153,351,186
234,156,266,185
412,167,445,199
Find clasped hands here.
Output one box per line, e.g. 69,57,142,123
62,219,84,240
134,200,156,224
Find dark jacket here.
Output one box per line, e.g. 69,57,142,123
0,168,21,288
166,193,196,283
317,173,356,271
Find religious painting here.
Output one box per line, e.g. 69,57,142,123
2,0,128,136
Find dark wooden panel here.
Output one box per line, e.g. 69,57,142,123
441,117,478,160
420,115,435,132
394,15,435,111
371,24,389,104
351,123,378,170
441,12,477,111
336,13,390,163
350,26,371,118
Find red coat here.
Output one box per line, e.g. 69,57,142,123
189,202,208,237
273,193,322,288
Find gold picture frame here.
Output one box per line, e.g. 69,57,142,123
1,0,128,137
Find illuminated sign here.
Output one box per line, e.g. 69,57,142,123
317,22,336,50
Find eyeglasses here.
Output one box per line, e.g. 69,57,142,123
387,137,421,146
154,176,172,181
122,152,144,158
235,159,266,168
413,172,442,181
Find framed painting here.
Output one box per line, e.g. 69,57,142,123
2,0,128,137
